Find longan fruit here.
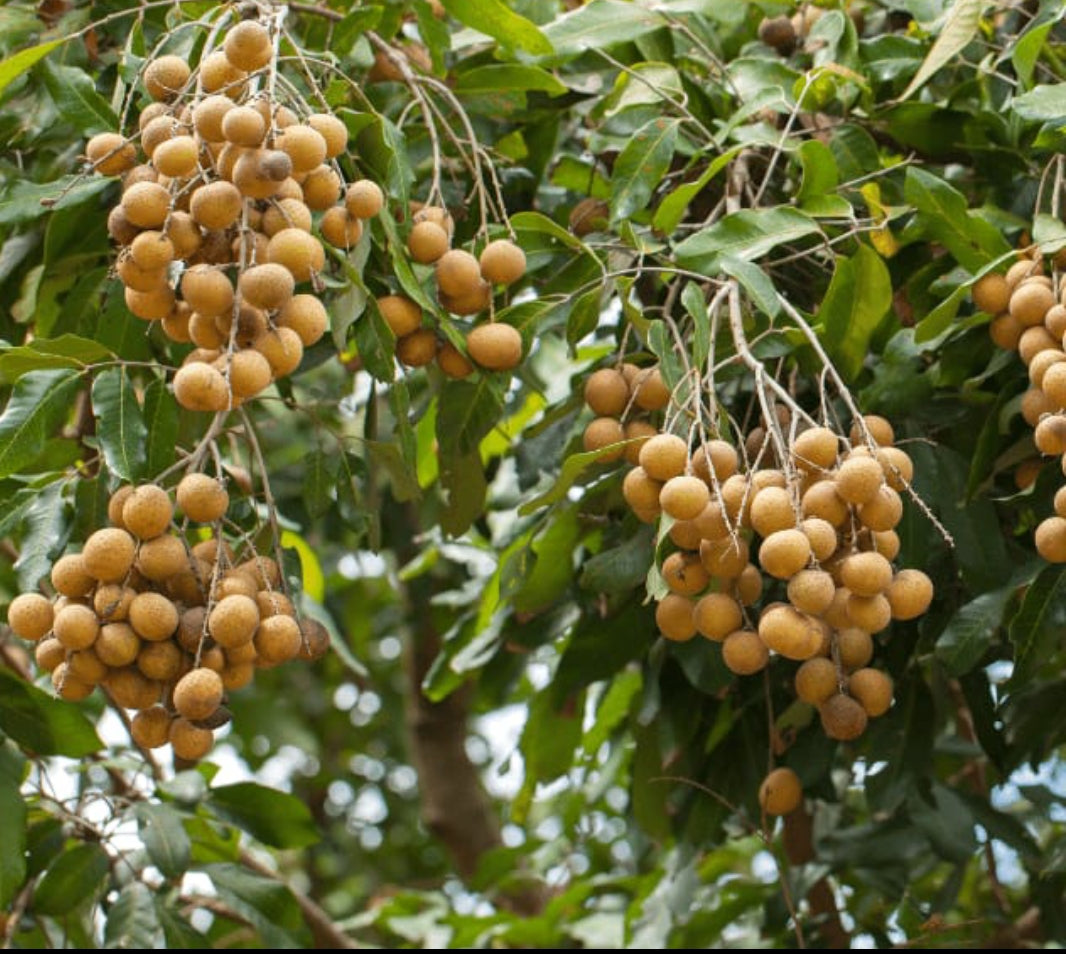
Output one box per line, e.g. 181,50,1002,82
848,668,893,717
377,295,421,338
798,517,836,562
152,135,199,178
253,327,304,377
801,480,848,527
127,232,175,275
758,603,821,660
719,475,752,529
734,563,763,606
35,637,65,672
53,604,99,651
192,94,232,140
436,249,482,298
107,667,160,708
125,284,176,321
857,486,903,532
7,593,54,642
169,717,214,761
1022,387,1054,426
660,475,710,521
223,19,271,71
136,639,183,681
239,263,295,311
622,467,662,512
131,705,171,749
759,767,802,816
80,527,136,583
439,280,491,317
293,617,328,662
320,206,363,247
307,113,348,158
239,554,280,590
1010,282,1055,327
65,648,107,685
52,663,93,701
396,328,438,367
215,571,258,601
136,534,188,582
437,342,474,379
1043,362,1066,410
795,657,839,706
140,115,178,160
52,553,95,598
122,485,172,539
345,180,385,219
693,592,742,642
834,454,884,505
623,420,657,466
722,630,769,675
840,552,893,598
407,220,450,264
173,666,224,722
758,14,797,53
122,181,171,229
466,323,523,371
631,367,670,411
174,474,228,525
1019,325,1059,364
107,205,140,246
201,50,247,96
787,568,836,615
90,585,131,623
209,594,259,648
989,313,1023,351
638,434,688,482
1046,304,1066,338
584,368,628,417
262,197,312,237
144,55,190,101
972,273,1011,315
226,349,273,398
668,519,702,551
792,426,839,471
278,124,327,174
181,266,234,317
221,108,267,150
749,486,795,538
301,165,342,210
874,447,913,491
846,592,892,633
1030,349,1066,390
661,551,709,597
1036,515,1066,561
256,590,295,619
582,417,625,460
190,312,228,349
479,240,526,285
267,228,324,282
174,362,229,412
190,181,242,230
820,693,868,740
759,528,811,580
691,440,739,485
699,536,749,579
254,614,302,665
849,414,895,448
655,593,697,641
87,133,136,176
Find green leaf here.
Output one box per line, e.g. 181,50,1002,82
513,508,580,614
0,749,27,908
583,668,642,755
365,440,421,502
0,368,82,478
610,117,681,223
439,447,487,537
567,288,602,349
39,60,118,133
0,38,63,96
681,280,711,370
721,256,780,320
302,449,338,519
136,804,192,880
455,64,567,96
436,377,505,457
0,334,112,384
579,525,655,594
0,668,102,757
914,282,970,343
673,208,821,272
899,0,989,101
92,367,147,482
352,298,396,382
514,687,584,821
206,863,307,947
143,377,179,477
104,882,160,949
0,175,111,226
15,481,67,591
209,782,320,849
1010,565,1066,685
652,147,739,236
544,0,666,56
818,245,892,381
1010,21,1054,89
936,586,1013,676
443,0,552,55
518,445,626,516
1011,83,1066,121
34,843,110,916
553,603,651,703
795,139,839,205
156,902,209,949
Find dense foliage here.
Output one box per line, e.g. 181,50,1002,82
1,0,1066,948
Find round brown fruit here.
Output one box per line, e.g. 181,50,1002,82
466,323,523,371
582,417,625,461
81,527,137,582
122,484,173,539
131,705,171,749
659,475,710,521
631,367,670,411
1036,516,1066,562
721,630,769,675
479,240,526,285
307,113,348,158
51,553,95,598
758,767,802,816
834,454,884,504
820,693,868,740
758,528,811,580
655,593,696,642
144,55,190,101
190,181,242,230
277,124,328,174
758,15,797,54
87,133,136,176
7,593,54,642
436,249,482,298
223,20,272,72
623,420,657,466
638,433,688,482
622,467,663,513
254,327,304,377
437,342,474,379
176,473,229,523
584,368,629,417
254,614,302,664
378,295,422,338
795,656,838,706
1010,282,1055,327
345,180,385,219
792,426,839,472
152,135,199,178
787,568,836,615
53,604,99,651
660,551,708,597
840,551,893,597
972,273,1011,315
174,362,230,412
239,263,295,311
396,328,439,367
848,668,893,717
122,182,171,229
267,228,324,282
170,717,214,760
693,592,742,642
749,486,795,538
408,221,450,264
758,603,821,660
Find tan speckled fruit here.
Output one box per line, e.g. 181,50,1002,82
131,705,171,749
734,563,763,606
267,228,323,282
254,614,302,665
152,135,199,178
181,266,234,318
301,165,342,210
408,221,449,264
52,663,93,701
127,591,178,642
7,593,54,641
93,584,134,622
800,517,837,562
655,593,696,642
53,604,99,651
345,180,385,219
122,181,171,229
848,668,893,717
81,528,137,582
840,551,893,597
136,639,182,681
122,485,173,539
479,240,526,285
176,473,229,523
87,133,137,176
278,124,327,174
699,536,750,579
51,553,95,598
377,295,421,338
320,206,364,247
749,486,795,538
972,273,1011,315
660,475,710,521
792,426,839,472
693,592,742,642
638,433,688,482
136,534,188,582
631,367,670,411
239,263,295,311
223,20,272,72
253,326,304,377
622,467,662,512
307,113,348,158
226,349,273,398
722,630,769,675
661,551,709,597
144,55,190,101
436,249,482,298
467,323,523,371
795,656,838,705
857,486,903,532
174,362,230,412
802,480,849,526
190,181,243,230
209,594,260,648
437,342,474,379
835,454,884,504
582,417,625,461
787,568,836,615
759,767,802,815
759,528,811,580
623,420,657,466
820,693,868,740
35,637,65,671
584,368,629,417
170,717,214,760
758,603,822,660
173,666,224,721
1010,281,1055,327
395,328,438,367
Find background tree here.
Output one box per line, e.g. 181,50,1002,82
1,0,1065,948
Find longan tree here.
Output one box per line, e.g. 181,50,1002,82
0,0,1065,948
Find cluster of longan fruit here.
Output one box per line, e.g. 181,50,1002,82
4,475,327,761
85,17,385,411
615,410,932,746
975,255,1066,562
374,204,526,377
580,362,671,461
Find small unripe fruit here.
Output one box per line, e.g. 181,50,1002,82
820,693,869,740
479,240,526,285
7,593,54,641
466,323,523,371
758,767,802,816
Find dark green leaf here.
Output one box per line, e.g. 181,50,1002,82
436,377,505,457
15,480,67,591
936,586,1013,676
0,668,102,757
33,843,110,916
518,445,626,515
674,208,821,272
136,804,191,880
0,748,27,908
0,176,111,226
795,139,839,204
818,245,892,381
439,447,487,537
721,256,780,319
1010,565,1066,685
681,280,711,370
443,0,552,55
365,439,421,502
302,449,338,519
92,367,147,482
0,368,82,478
39,60,118,133
580,525,655,594
455,64,567,96
553,603,652,703
864,677,935,813
143,377,179,477
156,902,209,949
352,298,397,382
514,687,584,820
206,863,307,947
566,288,602,349
209,782,320,849
652,148,738,236
0,334,112,384
104,882,160,949
610,117,680,223
513,508,580,613
544,0,665,55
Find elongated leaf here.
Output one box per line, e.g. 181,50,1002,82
796,139,839,204
92,367,147,482
0,668,102,756
302,449,338,519
0,175,111,226
0,749,27,908
143,377,179,477
439,447,487,537
455,64,567,96
513,508,580,613
104,882,160,949
652,147,739,235
580,525,655,594
610,117,681,222
156,903,209,948
136,804,191,880
0,38,63,95
818,245,892,380
0,334,112,384
567,288,602,349
721,256,780,319
936,586,1013,675
209,783,319,849
1010,565,1066,684
518,445,627,516
353,298,396,382
39,60,117,133
34,843,110,915
443,0,552,54
15,481,66,591
206,863,306,947
514,687,584,820
0,368,82,478
1012,83,1066,120
674,208,821,272
436,377,505,457
544,0,665,55
899,0,988,100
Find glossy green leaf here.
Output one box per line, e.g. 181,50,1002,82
209,782,320,849
936,586,1013,675
34,842,110,916
1011,83,1066,121
0,175,111,226
104,882,160,949
1010,565,1066,684
566,288,602,349
544,0,665,55
436,377,505,457
513,508,580,613
514,687,584,821
443,0,552,55
795,139,839,204
206,863,307,947
92,367,147,482
674,208,821,272
438,447,486,537
0,368,82,478
580,525,655,594
0,668,102,757
39,60,117,133
455,64,566,96
818,245,892,381
136,804,192,880
652,147,739,236
0,38,63,95
721,255,780,320
0,749,27,908
610,117,681,223
143,377,179,477
15,480,66,591
518,445,627,515
0,334,112,383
